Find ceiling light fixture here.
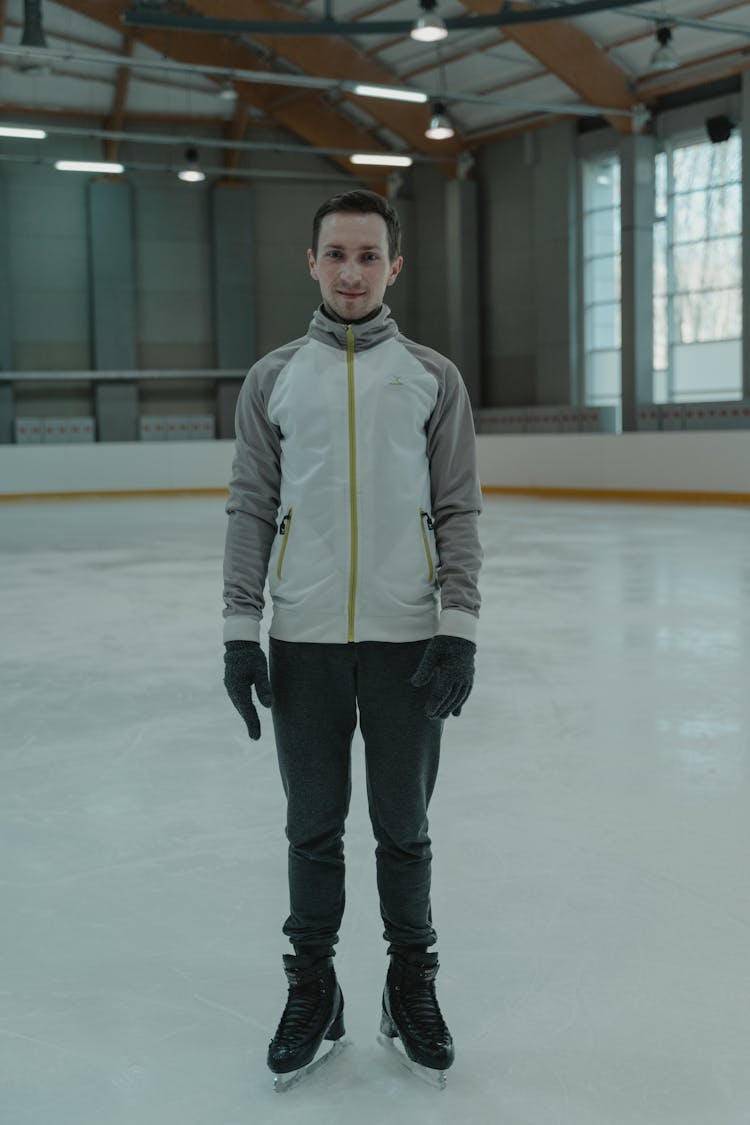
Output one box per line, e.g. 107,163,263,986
649,24,679,72
410,0,448,43
0,125,47,139
178,146,206,182
350,154,414,167
351,84,428,104
218,81,238,102
425,102,454,140
54,160,124,173
424,47,454,141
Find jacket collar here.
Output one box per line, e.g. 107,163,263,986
308,303,399,351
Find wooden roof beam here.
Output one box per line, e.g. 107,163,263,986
223,101,250,174
460,0,636,132
636,49,750,100
104,34,134,163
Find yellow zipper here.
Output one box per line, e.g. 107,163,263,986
276,507,293,579
419,508,435,583
346,326,358,642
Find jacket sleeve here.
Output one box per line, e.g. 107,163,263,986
425,361,483,643
222,360,283,644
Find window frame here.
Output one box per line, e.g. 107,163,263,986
579,153,622,413
654,130,743,404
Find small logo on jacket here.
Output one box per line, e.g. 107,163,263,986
388,376,405,386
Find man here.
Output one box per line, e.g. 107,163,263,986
223,189,482,1086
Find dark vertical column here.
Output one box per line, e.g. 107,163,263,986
620,132,655,432
412,164,450,358
0,175,13,442
216,378,244,440
445,178,481,406
0,382,12,444
88,180,137,369
94,380,138,442
477,135,536,408
212,184,255,440
212,183,255,369
0,174,13,374
532,124,578,407
88,180,138,441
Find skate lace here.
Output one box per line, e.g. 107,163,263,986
401,982,447,1041
275,983,326,1043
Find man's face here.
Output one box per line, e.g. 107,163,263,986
307,211,403,322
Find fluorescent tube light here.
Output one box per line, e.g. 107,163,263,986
351,84,428,104
350,154,413,167
54,160,124,173
0,125,47,139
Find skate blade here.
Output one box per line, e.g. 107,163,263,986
377,1033,448,1091
272,1036,347,1093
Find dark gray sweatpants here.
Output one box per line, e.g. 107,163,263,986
268,638,443,953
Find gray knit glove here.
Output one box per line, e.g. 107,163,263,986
223,640,273,740
410,635,476,720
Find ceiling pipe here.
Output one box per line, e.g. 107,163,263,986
0,43,639,119
0,151,394,183
615,6,750,39
0,119,446,165
122,0,651,39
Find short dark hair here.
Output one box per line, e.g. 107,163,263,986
311,190,402,262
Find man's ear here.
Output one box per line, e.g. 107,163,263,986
387,255,404,287
307,248,319,280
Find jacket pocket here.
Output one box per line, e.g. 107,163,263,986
276,508,293,579
419,508,436,584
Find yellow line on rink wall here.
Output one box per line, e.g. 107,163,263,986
1,486,750,505
481,486,750,505
0,488,230,502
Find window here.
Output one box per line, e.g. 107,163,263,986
653,134,742,403
582,156,621,411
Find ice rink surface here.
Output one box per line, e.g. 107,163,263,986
1,494,749,1125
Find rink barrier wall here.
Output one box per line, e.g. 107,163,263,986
0,434,748,504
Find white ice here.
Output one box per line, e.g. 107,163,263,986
1,495,749,1125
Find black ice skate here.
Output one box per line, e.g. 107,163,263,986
379,950,454,1090
267,953,346,1092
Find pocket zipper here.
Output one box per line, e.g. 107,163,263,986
277,507,293,579
419,508,435,583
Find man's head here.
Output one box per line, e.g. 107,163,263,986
311,190,402,262
308,191,403,322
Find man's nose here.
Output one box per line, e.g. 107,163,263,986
339,259,362,283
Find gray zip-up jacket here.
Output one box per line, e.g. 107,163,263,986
223,304,482,645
